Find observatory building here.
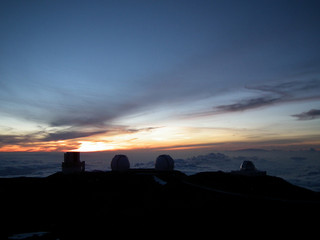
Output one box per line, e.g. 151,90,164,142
232,160,266,176
155,154,174,171
62,152,85,174
111,154,130,171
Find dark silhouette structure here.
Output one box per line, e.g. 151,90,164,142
231,160,266,176
62,152,85,174
110,154,130,171
3,154,319,238
155,154,174,170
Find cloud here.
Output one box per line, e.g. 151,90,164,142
292,109,320,121
42,129,107,141
0,125,162,151
179,79,320,122
248,79,320,97
0,128,106,147
47,100,140,128
125,126,161,133
209,79,320,115
215,96,281,113
0,134,32,147
0,133,77,151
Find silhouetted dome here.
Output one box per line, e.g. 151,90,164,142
155,155,174,171
111,155,130,171
240,160,256,171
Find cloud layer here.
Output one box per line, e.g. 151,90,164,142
1,1,320,151
218,79,320,113
292,109,320,121
184,79,320,118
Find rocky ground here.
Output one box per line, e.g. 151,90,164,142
1,170,320,239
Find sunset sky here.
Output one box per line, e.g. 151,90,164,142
0,0,320,152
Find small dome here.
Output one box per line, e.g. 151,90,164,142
111,155,130,171
240,160,256,171
155,155,174,171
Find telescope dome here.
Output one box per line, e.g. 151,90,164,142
155,155,174,171
111,155,130,171
240,160,256,171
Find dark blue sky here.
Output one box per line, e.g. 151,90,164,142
0,0,320,151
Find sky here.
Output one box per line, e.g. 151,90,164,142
0,0,320,152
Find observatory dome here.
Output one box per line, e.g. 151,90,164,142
240,160,256,171
111,155,130,171
155,155,174,171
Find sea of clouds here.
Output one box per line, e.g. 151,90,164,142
0,150,319,191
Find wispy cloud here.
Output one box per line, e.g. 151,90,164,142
0,133,81,151
215,96,280,113
292,109,320,121
0,124,163,151
247,79,320,97
228,79,320,112
0,129,105,148
42,129,107,141
0,134,33,147
182,79,320,118
185,79,320,118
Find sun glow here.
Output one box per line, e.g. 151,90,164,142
75,141,116,152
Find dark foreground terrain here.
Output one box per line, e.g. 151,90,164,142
1,170,320,239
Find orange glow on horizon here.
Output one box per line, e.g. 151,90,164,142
0,140,319,152
73,141,116,152
0,140,80,152
0,125,319,152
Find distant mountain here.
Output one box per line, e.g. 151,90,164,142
235,148,269,152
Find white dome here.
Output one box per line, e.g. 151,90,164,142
155,155,174,171
240,160,256,171
111,155,130,171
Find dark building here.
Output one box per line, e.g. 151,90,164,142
62,152,85,174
